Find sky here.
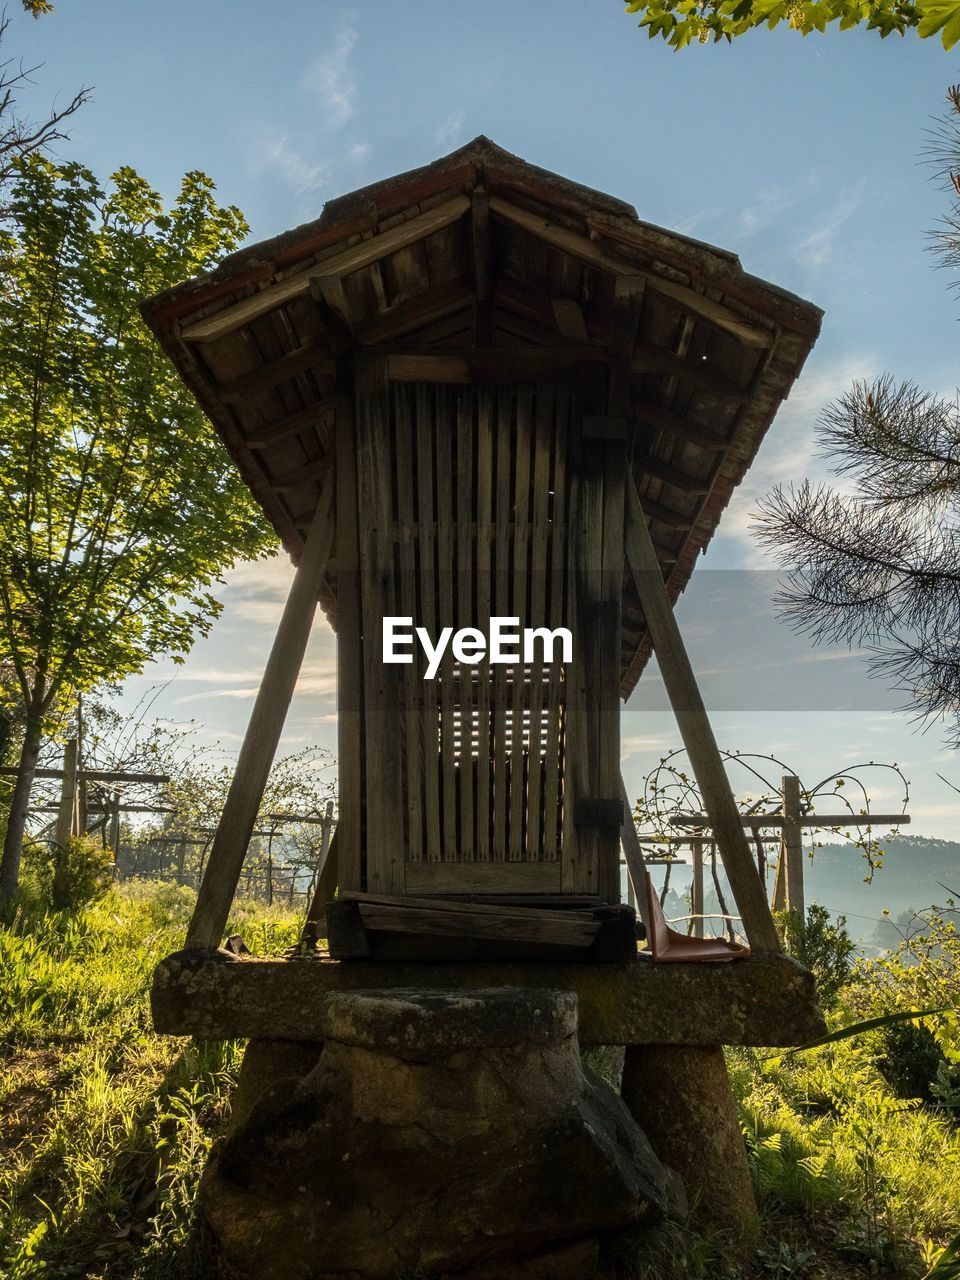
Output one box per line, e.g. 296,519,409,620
8,2,960,870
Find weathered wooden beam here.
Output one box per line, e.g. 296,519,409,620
269,454,333,492
633,397,729,451
552,297,589,343
632,338,749,403
624,472,782,953
381,346,608,384
670,814,911,829
150,948,825,1047
244,403,330,450
634,451,712,495
355,276,473,345
181,196,472,343
489,196,772,348
635,494,696,530
185,476,336,950
472,190,492,302
620,774,650,932
217,346,335,402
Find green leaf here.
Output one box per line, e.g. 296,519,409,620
785,1006,954,1054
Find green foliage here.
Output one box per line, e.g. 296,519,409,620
625,0,960,50
776,902,857,1009
0,156,268,707
0,883,303,1278
19,834,114,913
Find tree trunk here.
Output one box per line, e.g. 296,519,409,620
0,710,45,903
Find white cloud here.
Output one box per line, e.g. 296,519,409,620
254,132,331,197
303,26,359,129
435,111,465,149
793,187,863,273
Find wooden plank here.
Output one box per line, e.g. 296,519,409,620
456,390,476,866
245,403,330,450
781,774,805,918
670,813,910,829
634,451,712,495
623,472,781,953
540,390,567,867
491,388,512,863
342,889,597,923
633,397,729,451
551,297,590,343
474,389,494,862
635,494,696,531
394,385,423,867
488,196,772,348
356,358,404,894
691,837,705,938
406,860,562,895
525,389,553,867
185,476,335,949
631,338,749,403
269,454,333,491
336,397,363,894
472,189,492,302
357,902,599,947
597,389,627,903
508,389,533,864
355,276,473,345
434,386,458,865
415,384,443,866
217,346,334,401
182,196,472,342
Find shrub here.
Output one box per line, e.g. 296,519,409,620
20,833,115,912
776,902,857,1009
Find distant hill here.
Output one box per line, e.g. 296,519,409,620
803,835,959,939
647,835,960,949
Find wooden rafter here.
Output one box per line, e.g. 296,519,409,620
488,196,773,348
216,344,334,402
244,403,330,450
181,195,472,343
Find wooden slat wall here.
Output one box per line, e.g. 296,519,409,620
357,379,585,892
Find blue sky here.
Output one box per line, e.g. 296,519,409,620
10,2,960,851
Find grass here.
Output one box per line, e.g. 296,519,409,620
0,881,958,1279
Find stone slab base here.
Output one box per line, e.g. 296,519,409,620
152,949,825,1047
202,989,668,1280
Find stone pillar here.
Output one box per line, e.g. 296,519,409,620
202,989,670,1280
620,1043,758,1236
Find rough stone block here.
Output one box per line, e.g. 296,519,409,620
201,988,668,1280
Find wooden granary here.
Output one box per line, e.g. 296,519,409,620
142,137,822,961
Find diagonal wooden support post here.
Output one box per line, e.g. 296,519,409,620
623,473,781,953
619,773,650,932
186,477,336,950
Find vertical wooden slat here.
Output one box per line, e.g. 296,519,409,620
598,425,626,903
434,384,458,860
456,389,476,863
335,395,363,894
415,383,442,864
525,387,552,860
394,384,422,864
357,357,404,894
623,470,781,953
541,390,568,865
508,388,533,862
474,388,494,862
491,387,512,861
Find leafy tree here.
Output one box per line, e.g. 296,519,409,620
626,0,960,50
754,88,960,747
0,157,274,902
